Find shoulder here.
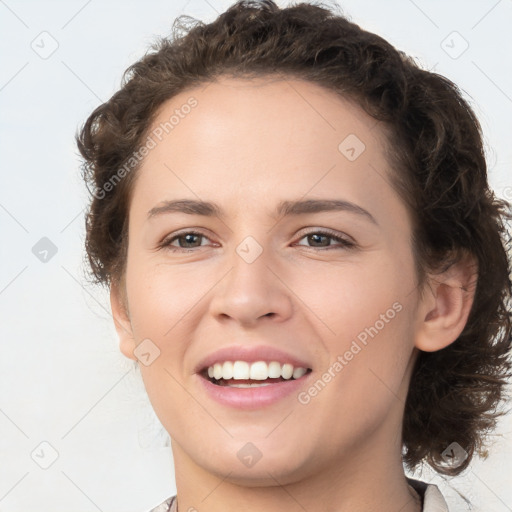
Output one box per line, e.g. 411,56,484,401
144,494,176,512
407,477,450,512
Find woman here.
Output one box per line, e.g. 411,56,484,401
76,1,512,510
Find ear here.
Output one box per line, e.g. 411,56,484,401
110,279,137,361
414,252,478,352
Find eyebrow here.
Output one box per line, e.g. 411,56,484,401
147,198,377,225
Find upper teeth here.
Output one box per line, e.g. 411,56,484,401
207,361,308,381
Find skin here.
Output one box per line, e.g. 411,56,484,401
111,76,476,512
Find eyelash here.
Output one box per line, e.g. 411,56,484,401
159,229,356,252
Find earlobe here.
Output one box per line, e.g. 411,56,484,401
415,253,478,353
110,280,137,361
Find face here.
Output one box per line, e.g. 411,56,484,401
113,76,425,485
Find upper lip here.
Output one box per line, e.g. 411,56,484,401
194,345,313,374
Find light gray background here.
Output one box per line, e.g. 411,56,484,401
1,0,511,511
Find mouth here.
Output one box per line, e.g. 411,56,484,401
199,361,313,388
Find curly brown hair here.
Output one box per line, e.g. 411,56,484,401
76,0,512,478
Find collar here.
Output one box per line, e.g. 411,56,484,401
407,477,450,511
149,478,450,512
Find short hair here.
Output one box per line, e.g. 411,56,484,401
76,0,512,477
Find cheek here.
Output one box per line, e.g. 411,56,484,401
290,252,411,342
330,266,415,391
302,293,415,439
296,251,416,394
125,258,205,339
124,263,208,432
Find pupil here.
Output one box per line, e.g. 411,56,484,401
182,234,199,247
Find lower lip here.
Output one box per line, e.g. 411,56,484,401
196,373,312,410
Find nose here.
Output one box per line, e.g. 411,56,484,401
208,244,293,328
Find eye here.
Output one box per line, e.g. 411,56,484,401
159,228,356,253
294,229,355,250
160,230,212,252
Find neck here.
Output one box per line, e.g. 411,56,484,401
170,427,422,512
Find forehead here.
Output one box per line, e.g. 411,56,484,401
128,75,403,228
149,75,383,149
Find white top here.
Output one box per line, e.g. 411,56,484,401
145,477,449,512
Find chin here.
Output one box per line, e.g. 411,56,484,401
194,443,313,486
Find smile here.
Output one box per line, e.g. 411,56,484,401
203,360,311,387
